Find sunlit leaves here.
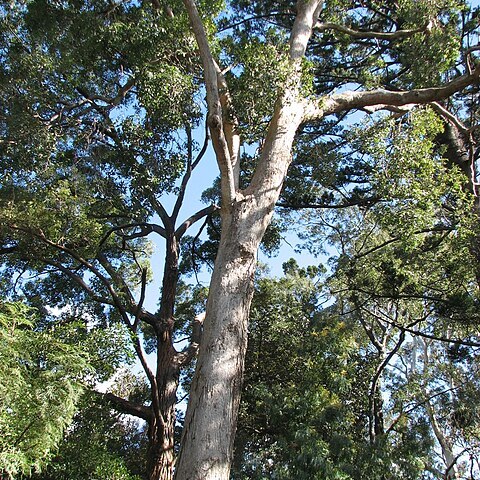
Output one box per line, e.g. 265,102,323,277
222,32,290,142
0,302,90,478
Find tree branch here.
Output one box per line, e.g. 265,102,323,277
182,0,236,207
289,0,323,61
371,312,480,348
99,223,167,249
277,196,381,210
175,204,219,239
0,244,18,254
315,21,425,41
97,251,136,307
303,64,480,122
148,195,171,231
101,391,152,421
176,312,205,367
41,259,113,306
172,121,210,222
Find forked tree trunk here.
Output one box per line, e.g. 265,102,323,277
172,3,320,468
175,0,480,477
147,411,175,480
174,90,307,479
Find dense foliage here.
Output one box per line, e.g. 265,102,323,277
0,302,90,477
1,0,480,478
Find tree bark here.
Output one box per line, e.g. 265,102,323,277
146,234,181,480
146,351,178,480
174,81,309,480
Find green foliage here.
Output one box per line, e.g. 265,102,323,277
233,263,438,479
294,104,480,476
0,302,90,478
234,264,359,479
222,31,291,143
1,0,479,477
29,390,146,480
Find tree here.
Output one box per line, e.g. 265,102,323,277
1,1,480,479
0,302,90,478
176,1,480,478
232,263,439,480
1,1,215,478
295,101,480,477
29,383,148,480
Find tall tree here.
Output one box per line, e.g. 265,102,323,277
176,1,480,478
1,1,480,479
1,1,216,478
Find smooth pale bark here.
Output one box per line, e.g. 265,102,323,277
174,91,306,480
418,340,460,479
175,1,480,478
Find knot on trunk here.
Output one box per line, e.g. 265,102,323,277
208,113,222,131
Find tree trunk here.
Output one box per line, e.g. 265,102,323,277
146,235,181,480
174,92,306,479
175,3,322,478
147,417,175,480
174,204,259,479
146,334,179,480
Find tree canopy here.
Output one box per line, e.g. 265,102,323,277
1,0,480,479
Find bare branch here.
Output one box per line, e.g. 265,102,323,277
217,71,241,190
133,268,148,330
277,196,381,210
362,103,416,114
247,0,323,196
172,121,210,222
289,1,323,61
368,330,405,443
0,245,18,254
99,223,167,249
97,251,136,306
431,102,470,136
149,195,172,230
101,391,152,421
315,21,425,41
175,204,220,239
41,259,113,306
182,0,236,207
75,77,135,108
373,313,480,348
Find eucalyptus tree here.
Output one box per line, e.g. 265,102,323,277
176,1,480,478
2,1,480,479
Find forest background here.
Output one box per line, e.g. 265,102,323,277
2,0,480,479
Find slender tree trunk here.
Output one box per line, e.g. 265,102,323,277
146,334,179,480
147,234,181,480
147,412,175,480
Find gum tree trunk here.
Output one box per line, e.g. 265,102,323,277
175,1,480,478
174,92,308,479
